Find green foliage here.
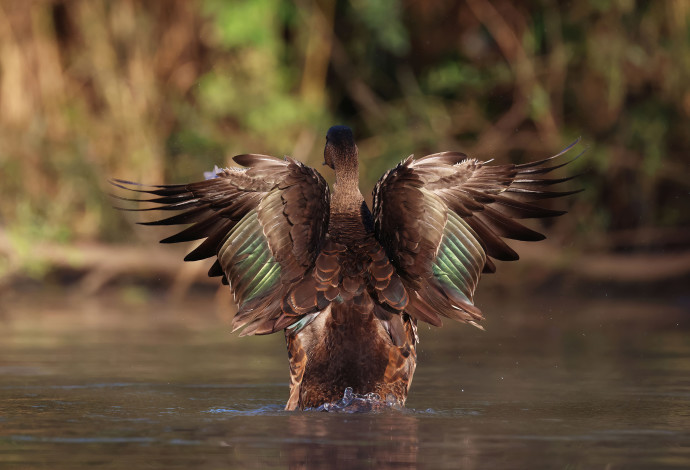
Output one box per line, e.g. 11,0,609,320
424,62,484,95
351,0,409,56
203,0,281,49
195,0,329,153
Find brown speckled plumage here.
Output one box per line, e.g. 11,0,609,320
112,125,581,410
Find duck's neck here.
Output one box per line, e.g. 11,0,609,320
332,167,363,216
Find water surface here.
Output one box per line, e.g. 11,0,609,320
1,288,688,469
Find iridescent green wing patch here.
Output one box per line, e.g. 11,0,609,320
431,210,486,307
218,210,282,309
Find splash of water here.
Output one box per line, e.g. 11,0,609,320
203,165,222,180
308,387,402,413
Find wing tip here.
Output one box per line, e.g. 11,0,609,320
468,320,485,331
516,138,586,171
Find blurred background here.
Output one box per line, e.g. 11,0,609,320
0,0,688,297
1,2,689,467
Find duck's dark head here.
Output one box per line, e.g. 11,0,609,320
324,126,358,175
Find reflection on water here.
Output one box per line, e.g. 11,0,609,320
0,289,688,469
286,411,419,469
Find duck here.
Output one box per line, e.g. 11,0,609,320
113,125,581,410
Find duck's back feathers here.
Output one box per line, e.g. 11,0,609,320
112,154,330,335
372,139,583,328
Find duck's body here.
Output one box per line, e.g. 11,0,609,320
286,195,417,409
287,299,417,409
284,127,417,409
114,126,580,410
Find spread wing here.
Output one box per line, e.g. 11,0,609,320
112,154,330,335
372,140,582,328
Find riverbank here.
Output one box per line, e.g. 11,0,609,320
2,228,689,304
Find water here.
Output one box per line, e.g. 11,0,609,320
1,288,688,469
